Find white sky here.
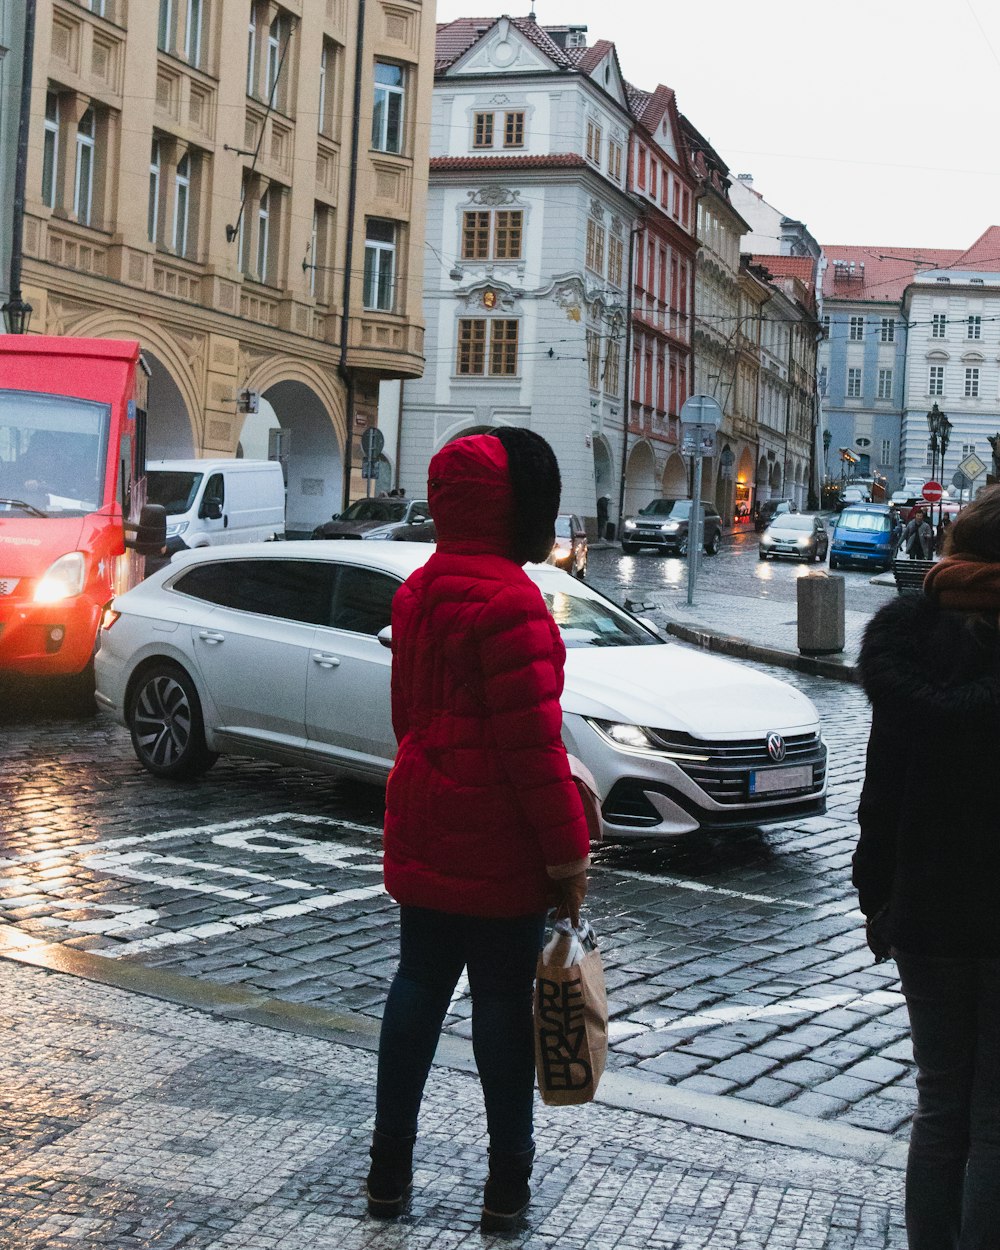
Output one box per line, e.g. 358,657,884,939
432,0,1000,250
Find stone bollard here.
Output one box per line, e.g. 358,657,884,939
797,572,845,655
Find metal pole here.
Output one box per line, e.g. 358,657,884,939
6,0,36,327
687,447,703,606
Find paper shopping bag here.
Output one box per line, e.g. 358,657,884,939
534,920,608,1106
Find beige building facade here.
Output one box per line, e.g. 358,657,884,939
18,0,432,530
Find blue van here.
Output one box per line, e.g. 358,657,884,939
828,504,895,572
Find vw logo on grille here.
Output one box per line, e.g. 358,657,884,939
766,732,786,762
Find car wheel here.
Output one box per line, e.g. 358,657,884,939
576,553,587,579
758,550,768,560
677,536,689,557
829,556,839,570
127,661,219,779
621,542,638,554
704,531,721,556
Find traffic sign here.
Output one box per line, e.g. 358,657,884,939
952,470,970,491
957,451,986,481
679,394,723,430
360,426,385,458
921,480,943,503
681,424,717,456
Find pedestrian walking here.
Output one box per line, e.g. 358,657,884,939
366,429,591,1232
853,485,1000,1250
901,505,934,559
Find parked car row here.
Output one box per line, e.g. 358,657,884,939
95,541,828,840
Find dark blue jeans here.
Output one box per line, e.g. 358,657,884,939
897,951,1000,1250
375,906,546,1155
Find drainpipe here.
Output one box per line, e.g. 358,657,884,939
339,0,366,512
3,0,36,333
616,216,642,536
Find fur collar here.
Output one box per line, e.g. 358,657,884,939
860,594,1000,727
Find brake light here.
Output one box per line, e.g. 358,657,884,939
101,607,121,631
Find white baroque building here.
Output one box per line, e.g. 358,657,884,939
395,16,638,533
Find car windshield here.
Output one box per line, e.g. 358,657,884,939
340,499,409,523
838,511,891,532
0,389,109,517
639,499,689,519
770,515,814,531
555,516,573,537
147,471,203,515
541,587,660,648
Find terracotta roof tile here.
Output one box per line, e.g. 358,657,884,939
435,16,575,72
751,254,817,293
951,225,1000,272
821,244,962,302
430,153,589,171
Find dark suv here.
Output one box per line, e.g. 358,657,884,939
621,499,723,556
754,499,797,533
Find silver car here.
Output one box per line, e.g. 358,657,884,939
759,514,829,563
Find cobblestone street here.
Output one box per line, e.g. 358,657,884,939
1,541,913,1245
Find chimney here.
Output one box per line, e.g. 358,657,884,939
736,173,753,186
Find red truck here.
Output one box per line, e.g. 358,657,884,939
0,335,165,704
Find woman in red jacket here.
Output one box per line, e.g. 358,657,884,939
366,429,591,1232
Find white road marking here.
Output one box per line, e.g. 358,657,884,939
606,867,841,911
659,987,904,1033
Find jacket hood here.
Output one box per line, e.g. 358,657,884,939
859,594,1000,728
427,434,515,559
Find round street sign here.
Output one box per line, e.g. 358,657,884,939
679,394,723,431
360,426,385,458
922,480,943,503
952,470,970,491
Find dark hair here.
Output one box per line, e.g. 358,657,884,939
944,485,1000,561
490,427,561,564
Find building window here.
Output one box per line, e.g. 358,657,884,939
932,313,947,338
636,147,646,189
965,367,980,398
846,367,862,398
318,39,341,137
265,14,284,103
962,442,978,458
880,317,895,342
460,209,522,261
148,138,161,243
877,367,893,400
881,438,892,463
968,315,982,340
42,92,60,209
928,365,944,396
503,111,524,148
585,218,605,275
173,152,191,256
363,218,396,311
607,139,622,181
604,338,621,394
457,318,486,374
308,203,333,300
473,112,494,148
457,319,518,376
372,61,404,154
607,235,624,288
256,186,270,281
184,0,203,67
74,107,96,225
821,314,830,337
158,0,173,51
87,0,107,13
586,329,600,389
490,320,518,375
585,120,601,165
848,315,864,341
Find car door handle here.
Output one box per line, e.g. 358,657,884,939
312,652,341,668
198,630,225,644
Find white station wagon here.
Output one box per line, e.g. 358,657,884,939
95,542,827,839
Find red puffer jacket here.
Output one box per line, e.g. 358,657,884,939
383,435,590,917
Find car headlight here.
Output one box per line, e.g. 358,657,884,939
761,534,774,545
165,520,188,538
587,719,710,760
624,519,637,530
797,537,811,546
661,522,680,532
363,526,393,539
34,551,86,603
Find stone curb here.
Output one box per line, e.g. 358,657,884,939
665,621,862,685
0,923,905,1173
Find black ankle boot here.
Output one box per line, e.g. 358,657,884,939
481,1146,535,1233
366,1130,415,1218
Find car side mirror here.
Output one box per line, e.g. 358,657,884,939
202,500,223,520
125,502,167,556
377,624,392,650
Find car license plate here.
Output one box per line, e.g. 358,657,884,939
749,765,812,795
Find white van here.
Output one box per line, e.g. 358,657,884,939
146,459,286,557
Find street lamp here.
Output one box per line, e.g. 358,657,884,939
823,428,831,477
925,402,952,534
4,0,36,336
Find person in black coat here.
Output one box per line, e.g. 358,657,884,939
853,486,1000,1250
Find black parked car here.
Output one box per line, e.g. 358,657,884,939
621,499,723,556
